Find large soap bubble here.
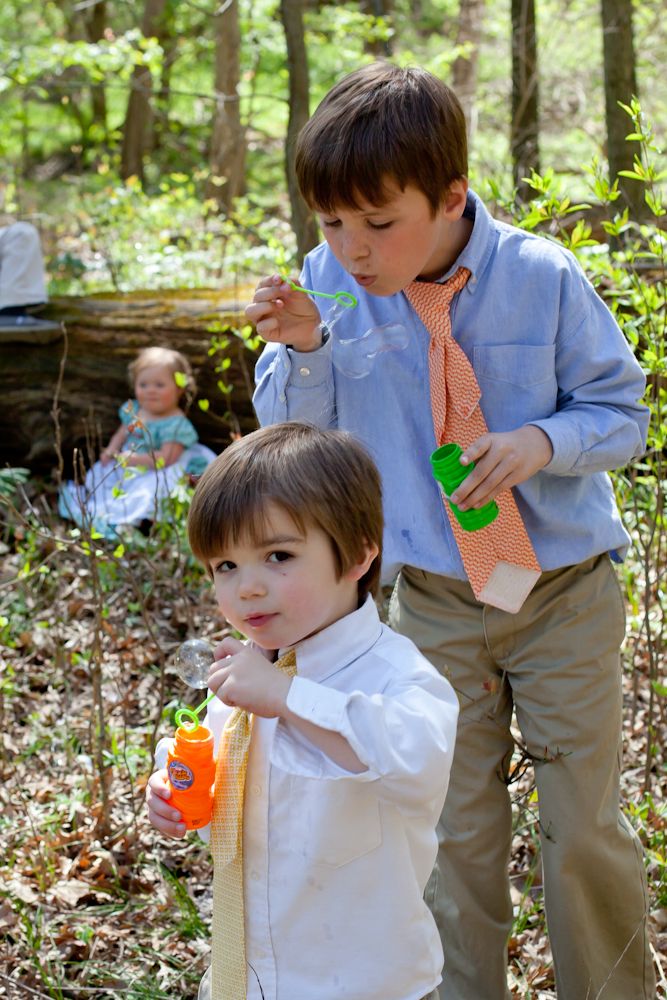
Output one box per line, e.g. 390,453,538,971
332,322,409,379
324,299,409,379
175,638,215,689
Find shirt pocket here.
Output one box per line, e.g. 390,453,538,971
473,344,557,422
284,775,382,869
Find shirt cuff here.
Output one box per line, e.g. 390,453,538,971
286,328,332,387
281,677,377,782
528,416,581,475
154,736,173,770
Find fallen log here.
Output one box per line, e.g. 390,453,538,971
0,288,261,476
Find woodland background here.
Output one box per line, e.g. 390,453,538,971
0,0,666,997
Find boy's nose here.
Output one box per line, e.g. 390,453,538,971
237,571,267,599
342,232,369,262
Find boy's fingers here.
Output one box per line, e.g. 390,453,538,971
245,303,280,328
451,455,500,506
454,459,512,509
146,783,187,828
150,812,188,838
214,636,245,659
149,796,183,822
207,661,232,696
150,784,174,804
460,434,492,466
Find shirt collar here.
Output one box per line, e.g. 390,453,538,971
281,595,383,683
436,188,496,292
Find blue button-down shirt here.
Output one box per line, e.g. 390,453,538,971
254,190,648,584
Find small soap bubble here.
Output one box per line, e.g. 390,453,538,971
175,638,214,689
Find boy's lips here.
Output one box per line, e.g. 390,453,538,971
244,612,277,628
352,273,376,287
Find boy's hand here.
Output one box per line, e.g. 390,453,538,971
146,769,187,838
450,426,553,510
245,274,323,352
208,637,292,718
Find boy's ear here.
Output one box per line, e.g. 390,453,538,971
345,542,380,583
441,177,469,220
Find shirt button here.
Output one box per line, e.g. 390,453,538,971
279,392,286,403
250,870,261,881
250,784,261,796
299,366,311,377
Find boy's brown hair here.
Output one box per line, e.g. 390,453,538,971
128,346,196,405
295,62,467,216
187,422,384,601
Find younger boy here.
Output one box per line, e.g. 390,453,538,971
147,421,459,1000
246,63,655,999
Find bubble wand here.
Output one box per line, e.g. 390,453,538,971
286,279,358,309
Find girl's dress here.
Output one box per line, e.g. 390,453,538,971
58,400,216,537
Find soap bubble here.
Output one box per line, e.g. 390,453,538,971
175,638,214,689
322,300,408,379
332,322,409,379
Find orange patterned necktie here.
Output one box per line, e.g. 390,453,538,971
405,269,541,614
209,649,298,1000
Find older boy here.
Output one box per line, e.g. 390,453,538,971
246,64,655,999
147,421,459,1000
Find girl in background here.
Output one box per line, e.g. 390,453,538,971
59,346,216,537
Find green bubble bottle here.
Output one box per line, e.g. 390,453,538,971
430,442,499,532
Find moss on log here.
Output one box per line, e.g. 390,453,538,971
0,288,260,475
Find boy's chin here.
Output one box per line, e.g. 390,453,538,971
246,639,279,659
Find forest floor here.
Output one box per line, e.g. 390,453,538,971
0,483,665,1000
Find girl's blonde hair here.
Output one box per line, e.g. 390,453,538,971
128,346,196,406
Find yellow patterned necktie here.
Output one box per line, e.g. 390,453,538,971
210,649,297,1000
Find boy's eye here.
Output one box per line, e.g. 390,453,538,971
268,551,292,563
368,220,392,230
320,218,341,229
214,560,236,573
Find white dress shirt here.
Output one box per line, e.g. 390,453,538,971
199,596,459,999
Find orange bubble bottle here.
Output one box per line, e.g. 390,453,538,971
166,724,216,830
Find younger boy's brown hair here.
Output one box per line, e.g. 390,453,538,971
295,61,468,216
187,422,384,601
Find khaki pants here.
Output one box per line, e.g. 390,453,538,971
389,555,655,1000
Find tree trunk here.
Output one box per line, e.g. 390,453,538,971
511,0,539,201
600,0,644,218
120,0,168,182
0,290,258,475
360,0,393,57
207,0,246,213
452,0,484,144
84,0,108,138
280,0,320,263
153,22,177,153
